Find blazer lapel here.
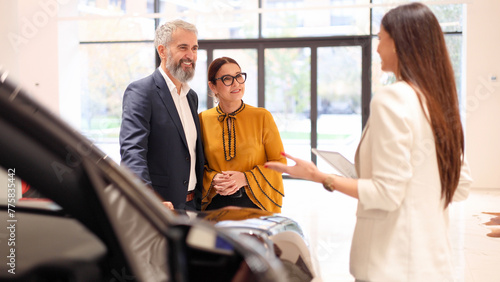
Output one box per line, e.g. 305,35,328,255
153,69,188,148
186,90,199,129
354,119,370,175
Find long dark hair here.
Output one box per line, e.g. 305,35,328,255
382,3,464,207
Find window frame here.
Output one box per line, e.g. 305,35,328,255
74,0,463,167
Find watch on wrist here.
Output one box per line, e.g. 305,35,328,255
322,174,336,192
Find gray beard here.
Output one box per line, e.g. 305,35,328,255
166,55,195,83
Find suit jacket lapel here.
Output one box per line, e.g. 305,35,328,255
354,119,370,176
153,69,188,148
186,90,201,131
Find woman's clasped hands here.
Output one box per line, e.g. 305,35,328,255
212,171,248,196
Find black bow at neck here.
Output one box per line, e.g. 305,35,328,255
216,101,245,161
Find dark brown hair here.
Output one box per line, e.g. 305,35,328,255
382,3,464,207
208,57,241,84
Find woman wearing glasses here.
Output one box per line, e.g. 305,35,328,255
199,57,286,212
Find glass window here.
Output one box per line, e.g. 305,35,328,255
444,34,464,104
57,0,465,167
428,4,464,33
262,0,370,38
213,49,258,108
191,49,208,112
77,0,156,41
265,47,311,161
79,42,154,162
371,1,463,34
78,0,154,14
159,0,259,39
316,46,362,172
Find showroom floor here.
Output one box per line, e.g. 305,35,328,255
281,179,500,282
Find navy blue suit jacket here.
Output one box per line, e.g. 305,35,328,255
119,69,204,209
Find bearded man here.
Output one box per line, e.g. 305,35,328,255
120,19,204,210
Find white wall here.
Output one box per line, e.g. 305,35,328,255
465,0,500,188
0,1,19,81
1,0,499,189
0,0,61,115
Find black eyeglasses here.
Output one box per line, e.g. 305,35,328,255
215,73,247,86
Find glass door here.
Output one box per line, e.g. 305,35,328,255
316,46,362,172
265,47,312,162
201,39,368,172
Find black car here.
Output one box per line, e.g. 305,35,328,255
0,72,318,281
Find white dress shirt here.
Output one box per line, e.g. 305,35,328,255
159,67,197,192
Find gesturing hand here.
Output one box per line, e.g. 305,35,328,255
265,152,324,183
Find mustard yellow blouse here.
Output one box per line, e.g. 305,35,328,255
199,103,286,213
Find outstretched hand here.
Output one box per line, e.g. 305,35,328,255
266,152,359,199
265,152,325,183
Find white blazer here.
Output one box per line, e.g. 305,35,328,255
351,81,473,282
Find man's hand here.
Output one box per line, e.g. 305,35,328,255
162,201,174,210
